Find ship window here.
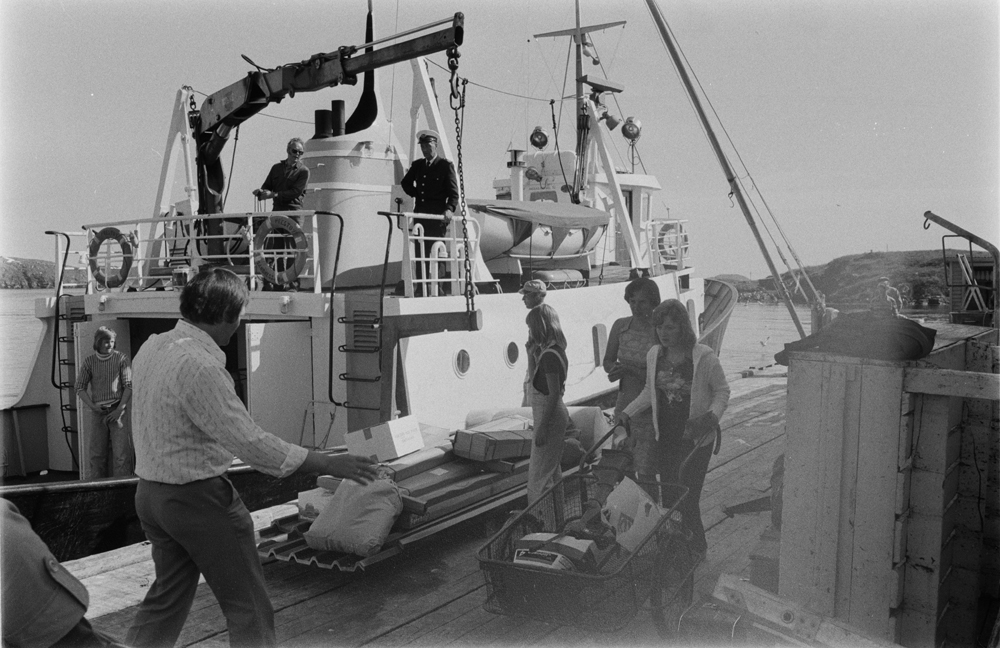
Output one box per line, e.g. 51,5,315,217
454,349,471,377
505,342,519,367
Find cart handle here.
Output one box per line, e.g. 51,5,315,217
578,419,629,472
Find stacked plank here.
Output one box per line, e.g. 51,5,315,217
257,416,536,570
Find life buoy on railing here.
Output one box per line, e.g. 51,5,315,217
252,215,308,285
88,227,134,289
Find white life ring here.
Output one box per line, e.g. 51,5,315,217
88,227,133,289
252,215,308,285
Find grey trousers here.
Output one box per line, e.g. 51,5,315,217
126,477,276,648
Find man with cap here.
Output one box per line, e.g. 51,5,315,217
869,276,902,317
401,130,460,295
520,279,547,310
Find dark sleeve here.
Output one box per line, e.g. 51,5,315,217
274,166,309,205
401,161,418,197
444,160,459,212
260,163,279,192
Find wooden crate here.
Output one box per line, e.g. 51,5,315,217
780,324,998,647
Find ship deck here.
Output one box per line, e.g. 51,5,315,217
69,375,787,647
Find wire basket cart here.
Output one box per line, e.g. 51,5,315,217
477,470,698,634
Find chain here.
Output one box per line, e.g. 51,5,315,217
448,46,475,316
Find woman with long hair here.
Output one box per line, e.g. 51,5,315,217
618,299,730,555
602,277,661,481
525,304,569,503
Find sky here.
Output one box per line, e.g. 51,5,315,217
0,0,997,281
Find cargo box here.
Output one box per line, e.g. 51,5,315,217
453,415,533,461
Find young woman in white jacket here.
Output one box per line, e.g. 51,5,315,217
617,299,730,555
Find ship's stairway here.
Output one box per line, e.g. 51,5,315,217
337,299,386,430
48,230,91,472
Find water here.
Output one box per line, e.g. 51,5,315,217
718,302,810,375
0,291,953,408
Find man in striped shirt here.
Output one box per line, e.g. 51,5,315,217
125,267,378,648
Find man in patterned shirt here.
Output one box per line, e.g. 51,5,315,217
125,267,378,648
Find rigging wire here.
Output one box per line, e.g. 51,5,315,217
652,12,820,304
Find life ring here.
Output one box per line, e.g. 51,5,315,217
88,227,133,289
252,215,308,285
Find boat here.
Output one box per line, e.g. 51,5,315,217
0,4,738,561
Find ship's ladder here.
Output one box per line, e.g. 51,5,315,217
327,210,389,413
46,231,90,471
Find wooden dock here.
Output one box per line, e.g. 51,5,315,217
69,376,788,647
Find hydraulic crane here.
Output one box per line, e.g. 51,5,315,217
147,12,464,261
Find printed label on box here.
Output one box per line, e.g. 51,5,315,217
345,415,424,462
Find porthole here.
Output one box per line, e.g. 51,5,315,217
454,349,471,377
505,341,519,367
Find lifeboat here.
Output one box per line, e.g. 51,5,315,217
468,199,609,265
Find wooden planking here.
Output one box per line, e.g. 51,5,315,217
903,367,1000,400
848,363,906,639
781,359,848,616
834,364,861,621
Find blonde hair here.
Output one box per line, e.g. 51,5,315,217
93,326,116,351
526,304,567,350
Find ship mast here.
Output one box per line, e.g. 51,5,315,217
644,0,808,337
534,6,624,204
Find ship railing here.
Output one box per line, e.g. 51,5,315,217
45,231,91,295
395,212,483,298
79,211,325,294
645,217,689,271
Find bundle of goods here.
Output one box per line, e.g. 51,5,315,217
477,472,688,632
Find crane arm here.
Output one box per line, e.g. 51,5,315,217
196,13,463,167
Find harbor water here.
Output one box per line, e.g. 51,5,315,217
0,289,950,409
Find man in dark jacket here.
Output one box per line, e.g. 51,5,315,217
401,130,460,295
252,138,310,289
253,138,309,213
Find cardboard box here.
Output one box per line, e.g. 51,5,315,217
512,548,575,571
453,416,533,462
516,532,600,567
453,429,532,461
602,476,666,553
344,415,424,462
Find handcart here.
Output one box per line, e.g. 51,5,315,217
476,423,702,637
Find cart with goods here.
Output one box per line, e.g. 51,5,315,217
476,424,702,637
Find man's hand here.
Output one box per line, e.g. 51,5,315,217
253,189,273,200
321,453,379,485
607,361,624,382
442,209,454,222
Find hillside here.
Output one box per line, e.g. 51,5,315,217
731,249,964,307
0,256,87,289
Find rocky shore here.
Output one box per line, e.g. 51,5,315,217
715,249,955,308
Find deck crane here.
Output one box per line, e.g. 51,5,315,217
147,12,464,263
